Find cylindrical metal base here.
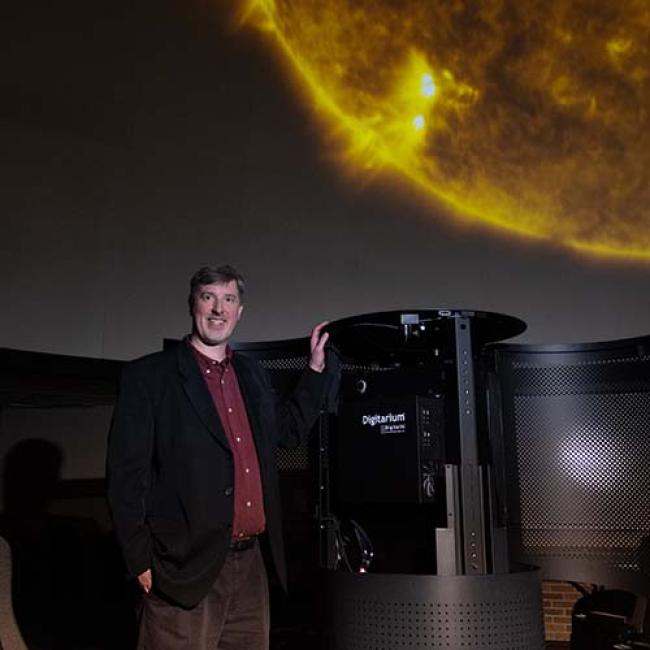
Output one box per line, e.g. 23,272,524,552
325,568,544,649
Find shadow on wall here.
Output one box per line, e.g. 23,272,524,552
0,439,137,650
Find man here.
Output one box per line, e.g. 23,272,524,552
107,265,330,649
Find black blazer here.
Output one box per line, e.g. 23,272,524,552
107,341,328,608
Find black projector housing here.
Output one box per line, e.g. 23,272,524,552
336,395,446,504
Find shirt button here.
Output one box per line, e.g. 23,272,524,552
206,369,211,374
221,379,225,385
246,501,252,507
224,487,233,496
245,468,250,474
227,407,233,413
236,437,241,443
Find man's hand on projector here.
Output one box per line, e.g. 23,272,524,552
309,321,329,373
138,568,152,594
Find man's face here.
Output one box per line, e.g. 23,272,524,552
191,280,243,347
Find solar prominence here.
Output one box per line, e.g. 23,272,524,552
239,0,650,259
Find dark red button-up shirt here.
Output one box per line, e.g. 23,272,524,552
190,342,266,539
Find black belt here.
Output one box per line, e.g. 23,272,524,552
230,535,257,552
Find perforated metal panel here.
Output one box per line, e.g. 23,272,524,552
492,336,650,591
511,358,650,395
261,359,311,472
233,344,312,472
514,392,650,569
327,570,545,649
275,444,309,471
258,357,308,372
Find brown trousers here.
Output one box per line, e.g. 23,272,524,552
137,541,270,650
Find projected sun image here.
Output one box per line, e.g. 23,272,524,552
239,0,650,259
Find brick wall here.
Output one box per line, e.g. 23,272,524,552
542,580,587,641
